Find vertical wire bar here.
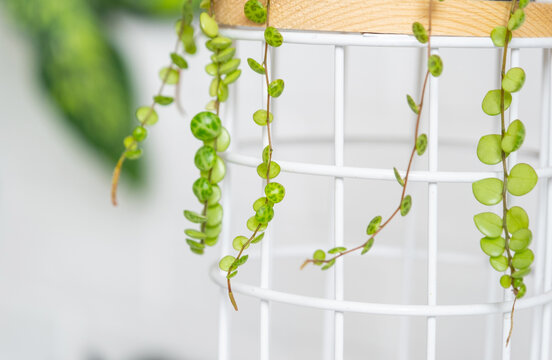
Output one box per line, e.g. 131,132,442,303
500,48,518,360
540,47,552,360
426,48,439,360
217,40,240,360
333,45,346,360
260,44,275,360
531,48,551,360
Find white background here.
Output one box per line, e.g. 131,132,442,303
0,7,550,360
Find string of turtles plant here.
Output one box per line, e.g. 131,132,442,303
183,0,241,254
111,1,196,206
300,0,443,271
472,0,536,345
217,0,286,311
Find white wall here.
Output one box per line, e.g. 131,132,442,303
0,9,550,360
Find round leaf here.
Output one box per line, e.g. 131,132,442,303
477,134,502,165
472,178,504,206
199,12,218,38
490,26,511,47
473,212,503,238
400,195,412,216
482,89,512,116
247,58,265,74
510,228,532,251
512,249,534,270
219,255,236,271
489,255,509,272
268,79,285,97
264,26,283,47
412,22,428,44
244,0,267,24
506,206,529,233
136,106,159,126
508,9,525,31
501,119,525,154
480,236,505,257
183,210,207,224
502,67,525,93
428,54,443,77
507,163,538,196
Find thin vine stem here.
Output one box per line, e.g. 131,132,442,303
301,0,434,269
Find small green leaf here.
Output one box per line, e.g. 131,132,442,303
472,178,504,206
482,89,512,116
489,255,509,272
190,111,222,141
262,146,271,163
154,95,174,105
207,184,222,206
234,255,249,267
216,127,231,152
313,249,326,265
209,156,226,184
406,94,419,114
506,206,529,233
416,134,427,156
328,247,347,254
205,63,218,76
253,197,271,211
268,79,285,97
264,26,283,47
519,0,529,9
428,55,443,77
219,255,236,271
159,67,179,85
124,136,137,150
361,238,375,255
192,177,213,202
205,236,218,247
185,229,207,240
186,238,205,249
502,119,525,154
206,203,223,227
253,109,273,126
473,212,503,238
126,149,143,160
207,36,233,51
255,204,275,224
183,210,207,224
247,58,266,74
205,223,222,238
512,267,531,278
227,270,238,279
400,195,412,216
490,26,511,47
393,167,405,187
251,232,265,244
257,161,281,179
480,236,505,257
244,0,267,24
512,249,534,269
170,52,188,69
247,216,267,232
477,134,502,165
500,275,512,289
194,145,217,171
232,236,249,251
219,59,240,75
132,126,147,142
321,259,336,271
508,9,525,31
211,47,236,64
200,12,219,38
366,216,382,235
136,106,159,126
223,69,242,85
502,67,525,93
510,229,532,251
265,182,285,203
412,22,428,44
507,163,538,196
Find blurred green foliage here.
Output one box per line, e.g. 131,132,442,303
1,0,193,181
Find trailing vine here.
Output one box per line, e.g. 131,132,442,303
473,0,536,345
217,0,286,311
300,0,443,271
183,1,241,254
111,1,196,206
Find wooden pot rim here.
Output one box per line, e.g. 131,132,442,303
213,0,552,38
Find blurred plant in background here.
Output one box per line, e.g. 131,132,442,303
1,0,193,181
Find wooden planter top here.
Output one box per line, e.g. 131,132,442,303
213,0,552,37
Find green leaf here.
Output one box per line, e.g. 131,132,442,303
508,9,525,31
207,184,222,206
477,134,502,165
251,232,265,244
255,204,275,224
126,149,143,160
199,12,219,38
507,163,538,196
416,134,427,156
219,58,241,75
205,223,222,238
192,177,213,202
257,161,281,179
206,203,223,227
154,95,174,105
223,69,242,85
227,270,238,279
500,275,512,289
209,156,227,184
473,212,503,238
313,249,326,265
512,267,531,278
393,167,405,187
132,126,147,142
472,178,503,206
482,89,512,116
205,63,218,76
247,216,267,232
361,238,375,255
321,259,336,270
205,236,219,247
244,0,267,24
480,236,505,257
262,145,271,163
489,255,509,272
490,26,511,47
510,229,532,251
136,106,159,126
186,239,205,251
519,0,529,9
159,67,180,84
253,109,273,126
232,236,249,251
328,247,347,254
400,195,412,216
190,111,222,141
211,47,236,64
512,249,534,269
366,215,382,235
406,94,419,114
506,206,529,233
502,119,525,154
412,22,428,44
183,210,207,223
502,67,525,93
219,255,236,271
234,255,249,267
253,197,271,211
264,26,283,47
184,229,207,240
265,182,286,203
170,52,188,69
207,36,233,51
268,79,285,97
247,58,266,74
428,54,443,77
194,145,217,171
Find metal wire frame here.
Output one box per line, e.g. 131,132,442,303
213,27,552,360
